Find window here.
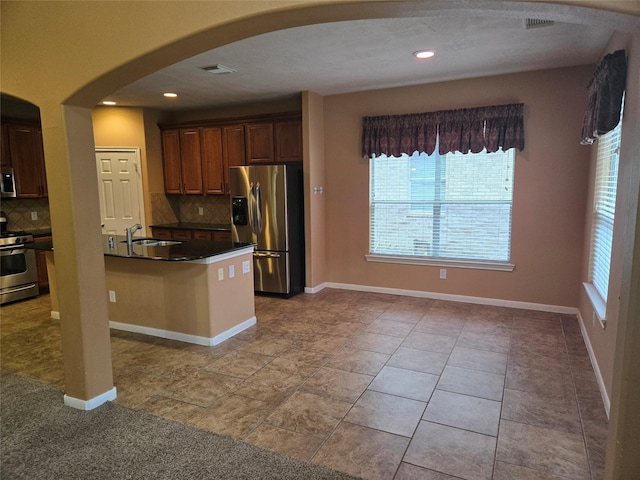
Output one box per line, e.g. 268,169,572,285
369,148,515,269
586,115,622,321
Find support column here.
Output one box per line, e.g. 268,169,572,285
40,104,115,409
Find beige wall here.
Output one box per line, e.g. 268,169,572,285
92,106,169,231
303,91,327,289
324,66,592,308
575,32,640,478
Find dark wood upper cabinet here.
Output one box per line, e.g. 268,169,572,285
201,127,224,195
7,124,47,198
223,125,246,168
245,123,274,164
1,124,11,168
275,119,303,163
160,112,302,195
161,130,183,194
179,129,204,194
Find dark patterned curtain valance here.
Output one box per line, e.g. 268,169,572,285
581,49,627,145
362,103,525,158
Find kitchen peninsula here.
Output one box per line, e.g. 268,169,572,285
41,236,256,346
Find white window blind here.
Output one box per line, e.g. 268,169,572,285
588,121,622,303
370,149,515,263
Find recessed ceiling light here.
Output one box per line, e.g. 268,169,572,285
102,101,116,105
163,92,178,98
413,50,435,59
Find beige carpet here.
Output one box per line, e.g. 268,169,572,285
1,372,359,479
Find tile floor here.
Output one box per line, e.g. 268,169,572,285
0,289,609,480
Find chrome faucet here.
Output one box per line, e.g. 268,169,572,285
126,223,143,245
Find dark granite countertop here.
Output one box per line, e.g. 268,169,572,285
27,235,254,262
30,228,53,238
150,222,231,232
104,235,252,261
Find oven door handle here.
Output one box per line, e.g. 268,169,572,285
0,284,37,294
0,248,26,256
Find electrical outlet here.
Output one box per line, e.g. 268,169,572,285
228,265,235,278
242,260,251,274
218,268,224,281
440,269,447,280
109,290,116,303
31,211,38,220
198,207,204,216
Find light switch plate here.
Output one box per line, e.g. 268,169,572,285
198,207,204,216
218,268,224,281
229,265,235,278
242,260,251,274
31,211,38,220
109,290,116,302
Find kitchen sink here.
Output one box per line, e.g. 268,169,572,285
122,238,183,247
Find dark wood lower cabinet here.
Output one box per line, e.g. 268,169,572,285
151,227,231,242
34,236,51,292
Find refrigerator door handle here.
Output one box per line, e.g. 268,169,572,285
248,182,256,233
254,251,281,258
255,182,263,233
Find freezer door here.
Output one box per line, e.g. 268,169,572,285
253,251,289,294
253,165,288,252
229,166,256,244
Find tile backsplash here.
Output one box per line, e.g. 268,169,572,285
1,198,51,231
150,193,230,225
175,195,231,224
1,194,231,233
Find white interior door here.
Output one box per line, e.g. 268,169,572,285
95,148,145,237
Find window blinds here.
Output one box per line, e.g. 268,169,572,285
589,124,621,302
370,149,515,262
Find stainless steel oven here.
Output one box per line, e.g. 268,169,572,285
0,232,39,304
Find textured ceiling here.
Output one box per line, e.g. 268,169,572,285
98,4,637,111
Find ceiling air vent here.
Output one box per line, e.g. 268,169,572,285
201,64,236,74
524,18,555,29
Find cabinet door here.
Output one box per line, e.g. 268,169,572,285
223,125,246,168
172,229,192,240
201,127,224,195
179,129,204,194
34,236,52,291
34,129,47,196
161,130,183,194
275,120,303,163
8,125,46,198
192,230,212,240
1,124,10,168
213,230,231,242
151,228,172,239
246,123,274,164
223,125,246,192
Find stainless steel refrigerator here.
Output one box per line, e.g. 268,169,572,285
229,164,304,296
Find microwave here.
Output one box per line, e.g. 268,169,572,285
1,167,17,198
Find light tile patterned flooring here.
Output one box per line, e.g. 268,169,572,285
1,289,608,480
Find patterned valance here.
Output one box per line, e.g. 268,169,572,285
581,49,627,145
362,103,525,158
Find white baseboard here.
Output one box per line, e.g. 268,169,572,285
304,282,329,294
64,387,117,411
576,311,611,418
109,317,257,346
322,282,578,314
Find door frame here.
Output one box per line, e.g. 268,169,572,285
95,147,146,234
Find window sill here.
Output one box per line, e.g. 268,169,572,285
365,254,515,272
583,282,607,328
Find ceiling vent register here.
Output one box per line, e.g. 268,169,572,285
201,64,236,74
524,18,555,29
